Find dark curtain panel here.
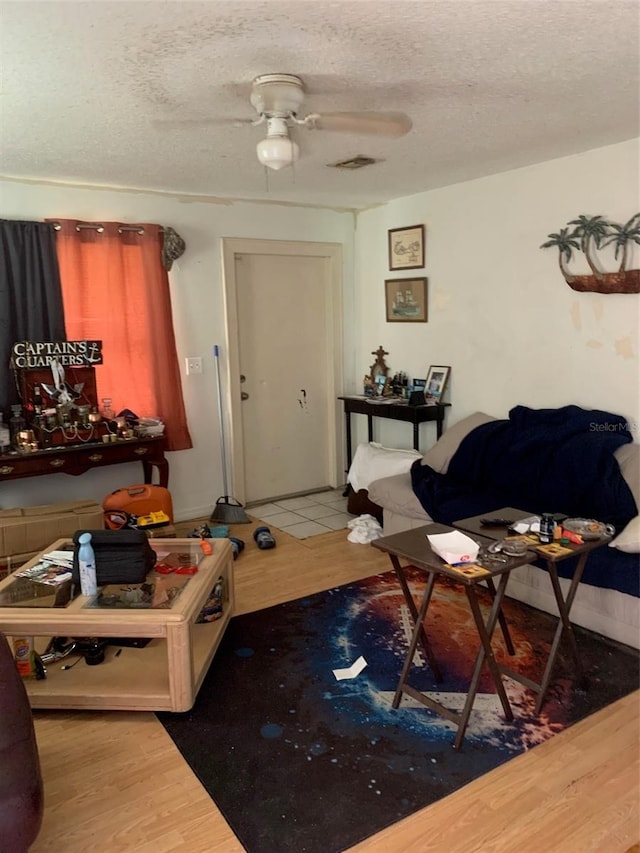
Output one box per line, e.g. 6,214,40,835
0,220,66,414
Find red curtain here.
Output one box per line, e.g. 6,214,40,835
51,220,192,451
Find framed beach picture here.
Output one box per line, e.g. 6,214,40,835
388,224,425,271
385,277,428,323
425,365,450,400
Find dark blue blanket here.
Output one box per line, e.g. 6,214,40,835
411,405,638,596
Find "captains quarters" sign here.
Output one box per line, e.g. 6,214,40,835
10,340,103,369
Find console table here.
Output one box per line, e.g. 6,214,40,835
0,436,168,487
338,396,450,469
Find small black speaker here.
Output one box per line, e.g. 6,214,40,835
408,390,426,406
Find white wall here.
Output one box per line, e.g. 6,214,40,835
0,180,355,518
351,139,640,451
2,138,638,516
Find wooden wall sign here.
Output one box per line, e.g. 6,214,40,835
10,340,103,369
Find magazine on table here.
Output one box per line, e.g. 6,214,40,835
15,551,74,586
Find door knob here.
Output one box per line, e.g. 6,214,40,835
241,391,249,401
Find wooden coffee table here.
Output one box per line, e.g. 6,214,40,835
452,507,613,713
0,537,234,712
372,523,536,749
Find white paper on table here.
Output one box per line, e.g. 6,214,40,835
333,655,368,681
512,515,541,534
427,530,479,564
42,551,74,567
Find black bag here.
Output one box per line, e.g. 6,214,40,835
71,529,157,586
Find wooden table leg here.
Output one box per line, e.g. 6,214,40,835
534,554,588,714
167,621,194,712
344,410,353,470
484,576,515,655
392,568,514,750
393,571,437,708
341,410,353,496
454,575,514,749
142,456,169,488
391,557,442,683
367,414,374,442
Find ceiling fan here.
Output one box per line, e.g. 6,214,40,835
246,74,412,170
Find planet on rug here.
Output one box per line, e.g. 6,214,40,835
157,570,639,853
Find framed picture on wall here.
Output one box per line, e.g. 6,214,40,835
388,224,425,270
385,277,428,322
425,365,450,400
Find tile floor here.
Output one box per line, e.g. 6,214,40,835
248,489,353,540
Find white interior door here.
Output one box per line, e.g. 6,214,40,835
222,240,343,505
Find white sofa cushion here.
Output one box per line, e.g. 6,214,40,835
610,444,639,552
609,515,640,554
347,442,421,492
614,443,639,512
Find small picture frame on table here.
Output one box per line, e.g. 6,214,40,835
388,224,425,271
425,365,450,401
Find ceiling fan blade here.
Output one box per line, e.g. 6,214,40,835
305,111,412,137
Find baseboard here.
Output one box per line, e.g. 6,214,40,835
173,504,218,524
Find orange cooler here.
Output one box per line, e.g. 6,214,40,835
102,484,174,523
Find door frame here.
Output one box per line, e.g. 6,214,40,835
221,238,344,505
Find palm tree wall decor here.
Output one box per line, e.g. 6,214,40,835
541,213,640,293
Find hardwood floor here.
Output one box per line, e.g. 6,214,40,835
30,519,639,852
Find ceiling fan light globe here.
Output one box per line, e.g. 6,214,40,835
256,136,299,171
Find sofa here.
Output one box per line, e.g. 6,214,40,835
368,408,640,649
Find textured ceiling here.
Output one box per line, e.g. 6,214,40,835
2,0,639,210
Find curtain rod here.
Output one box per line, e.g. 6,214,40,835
50,222,165,234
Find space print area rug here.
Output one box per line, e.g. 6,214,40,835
157,569,638,853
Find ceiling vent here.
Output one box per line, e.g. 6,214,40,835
329,155,379,170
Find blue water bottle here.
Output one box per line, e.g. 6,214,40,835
78,532,98,596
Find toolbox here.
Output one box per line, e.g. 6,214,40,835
102,484,174,524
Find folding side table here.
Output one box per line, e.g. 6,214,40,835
452,507,613,714
372,523,535,749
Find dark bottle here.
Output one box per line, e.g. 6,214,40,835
539,513,556,544
37,417,51,448
9,405,26,446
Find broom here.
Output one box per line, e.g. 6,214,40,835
209,345,251,524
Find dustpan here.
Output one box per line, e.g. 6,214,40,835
210,345,251,524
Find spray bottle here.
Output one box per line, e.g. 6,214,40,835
78,531,98,596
